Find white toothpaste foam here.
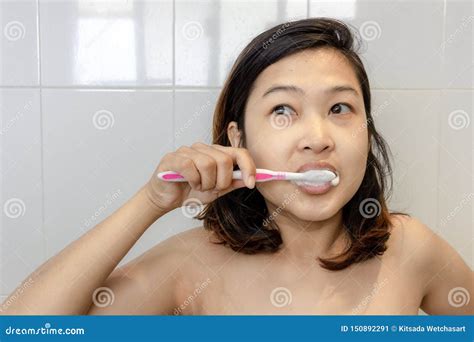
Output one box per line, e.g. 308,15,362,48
292,172,340,187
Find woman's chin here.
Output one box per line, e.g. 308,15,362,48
287,204,337,222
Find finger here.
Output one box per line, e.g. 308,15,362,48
211,144,256,188
158,152,201,190
177,146,217,191
191,143,234,190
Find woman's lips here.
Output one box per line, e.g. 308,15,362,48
296,161,337,174
294,161,340,194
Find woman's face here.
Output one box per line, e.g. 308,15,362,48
230,47,369,222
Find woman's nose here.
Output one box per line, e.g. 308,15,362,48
297,115,335,153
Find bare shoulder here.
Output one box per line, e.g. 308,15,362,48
386,214,461,270
139,225,233,285
92,226,224,314
386,214,473,314
88,229,214,315
137,225,224,271
168,225,229,258
387,214,433,251
386,214,445,272
169,226,236,270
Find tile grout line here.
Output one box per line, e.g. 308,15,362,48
172,0,176,150
436,0,447,232
1,86,473,91
36,0,47,264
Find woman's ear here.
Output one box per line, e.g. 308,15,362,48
227,121,242,148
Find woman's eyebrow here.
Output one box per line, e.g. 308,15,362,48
262,84,359,98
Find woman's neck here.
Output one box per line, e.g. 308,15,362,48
266,206,348,265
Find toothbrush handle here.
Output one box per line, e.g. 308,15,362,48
233,169,282,182
157,169,282,183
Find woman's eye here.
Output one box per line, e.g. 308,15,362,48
330,103,352,115
271,104,295,116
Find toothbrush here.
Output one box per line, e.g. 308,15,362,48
157,168,340,186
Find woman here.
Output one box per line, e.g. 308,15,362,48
2,18,472,315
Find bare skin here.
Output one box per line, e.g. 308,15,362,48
169,215,473,315
2,48,472,316
90,212,472,315
1,186,472,315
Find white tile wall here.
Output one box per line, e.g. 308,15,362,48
41,89,175,259
373,90,441,229
175,0,308,86
174,90,220,147
310,0,447,89
444,0,474,88
437,90,473,266
0,0,39,85
1,0,472,307
39,0,173,86
0,89,43,294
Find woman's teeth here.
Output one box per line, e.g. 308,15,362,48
293,173,340,187
294,181,323,186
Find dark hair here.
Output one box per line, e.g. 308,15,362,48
196,17,409,271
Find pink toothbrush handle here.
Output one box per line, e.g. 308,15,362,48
254,170,285,182
157,169,282,182
158,171,185,181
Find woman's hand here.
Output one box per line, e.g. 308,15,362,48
144,142,257,213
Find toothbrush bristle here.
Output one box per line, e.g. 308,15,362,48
303,169,336,182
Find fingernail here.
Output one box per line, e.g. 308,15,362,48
247,175,255,189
